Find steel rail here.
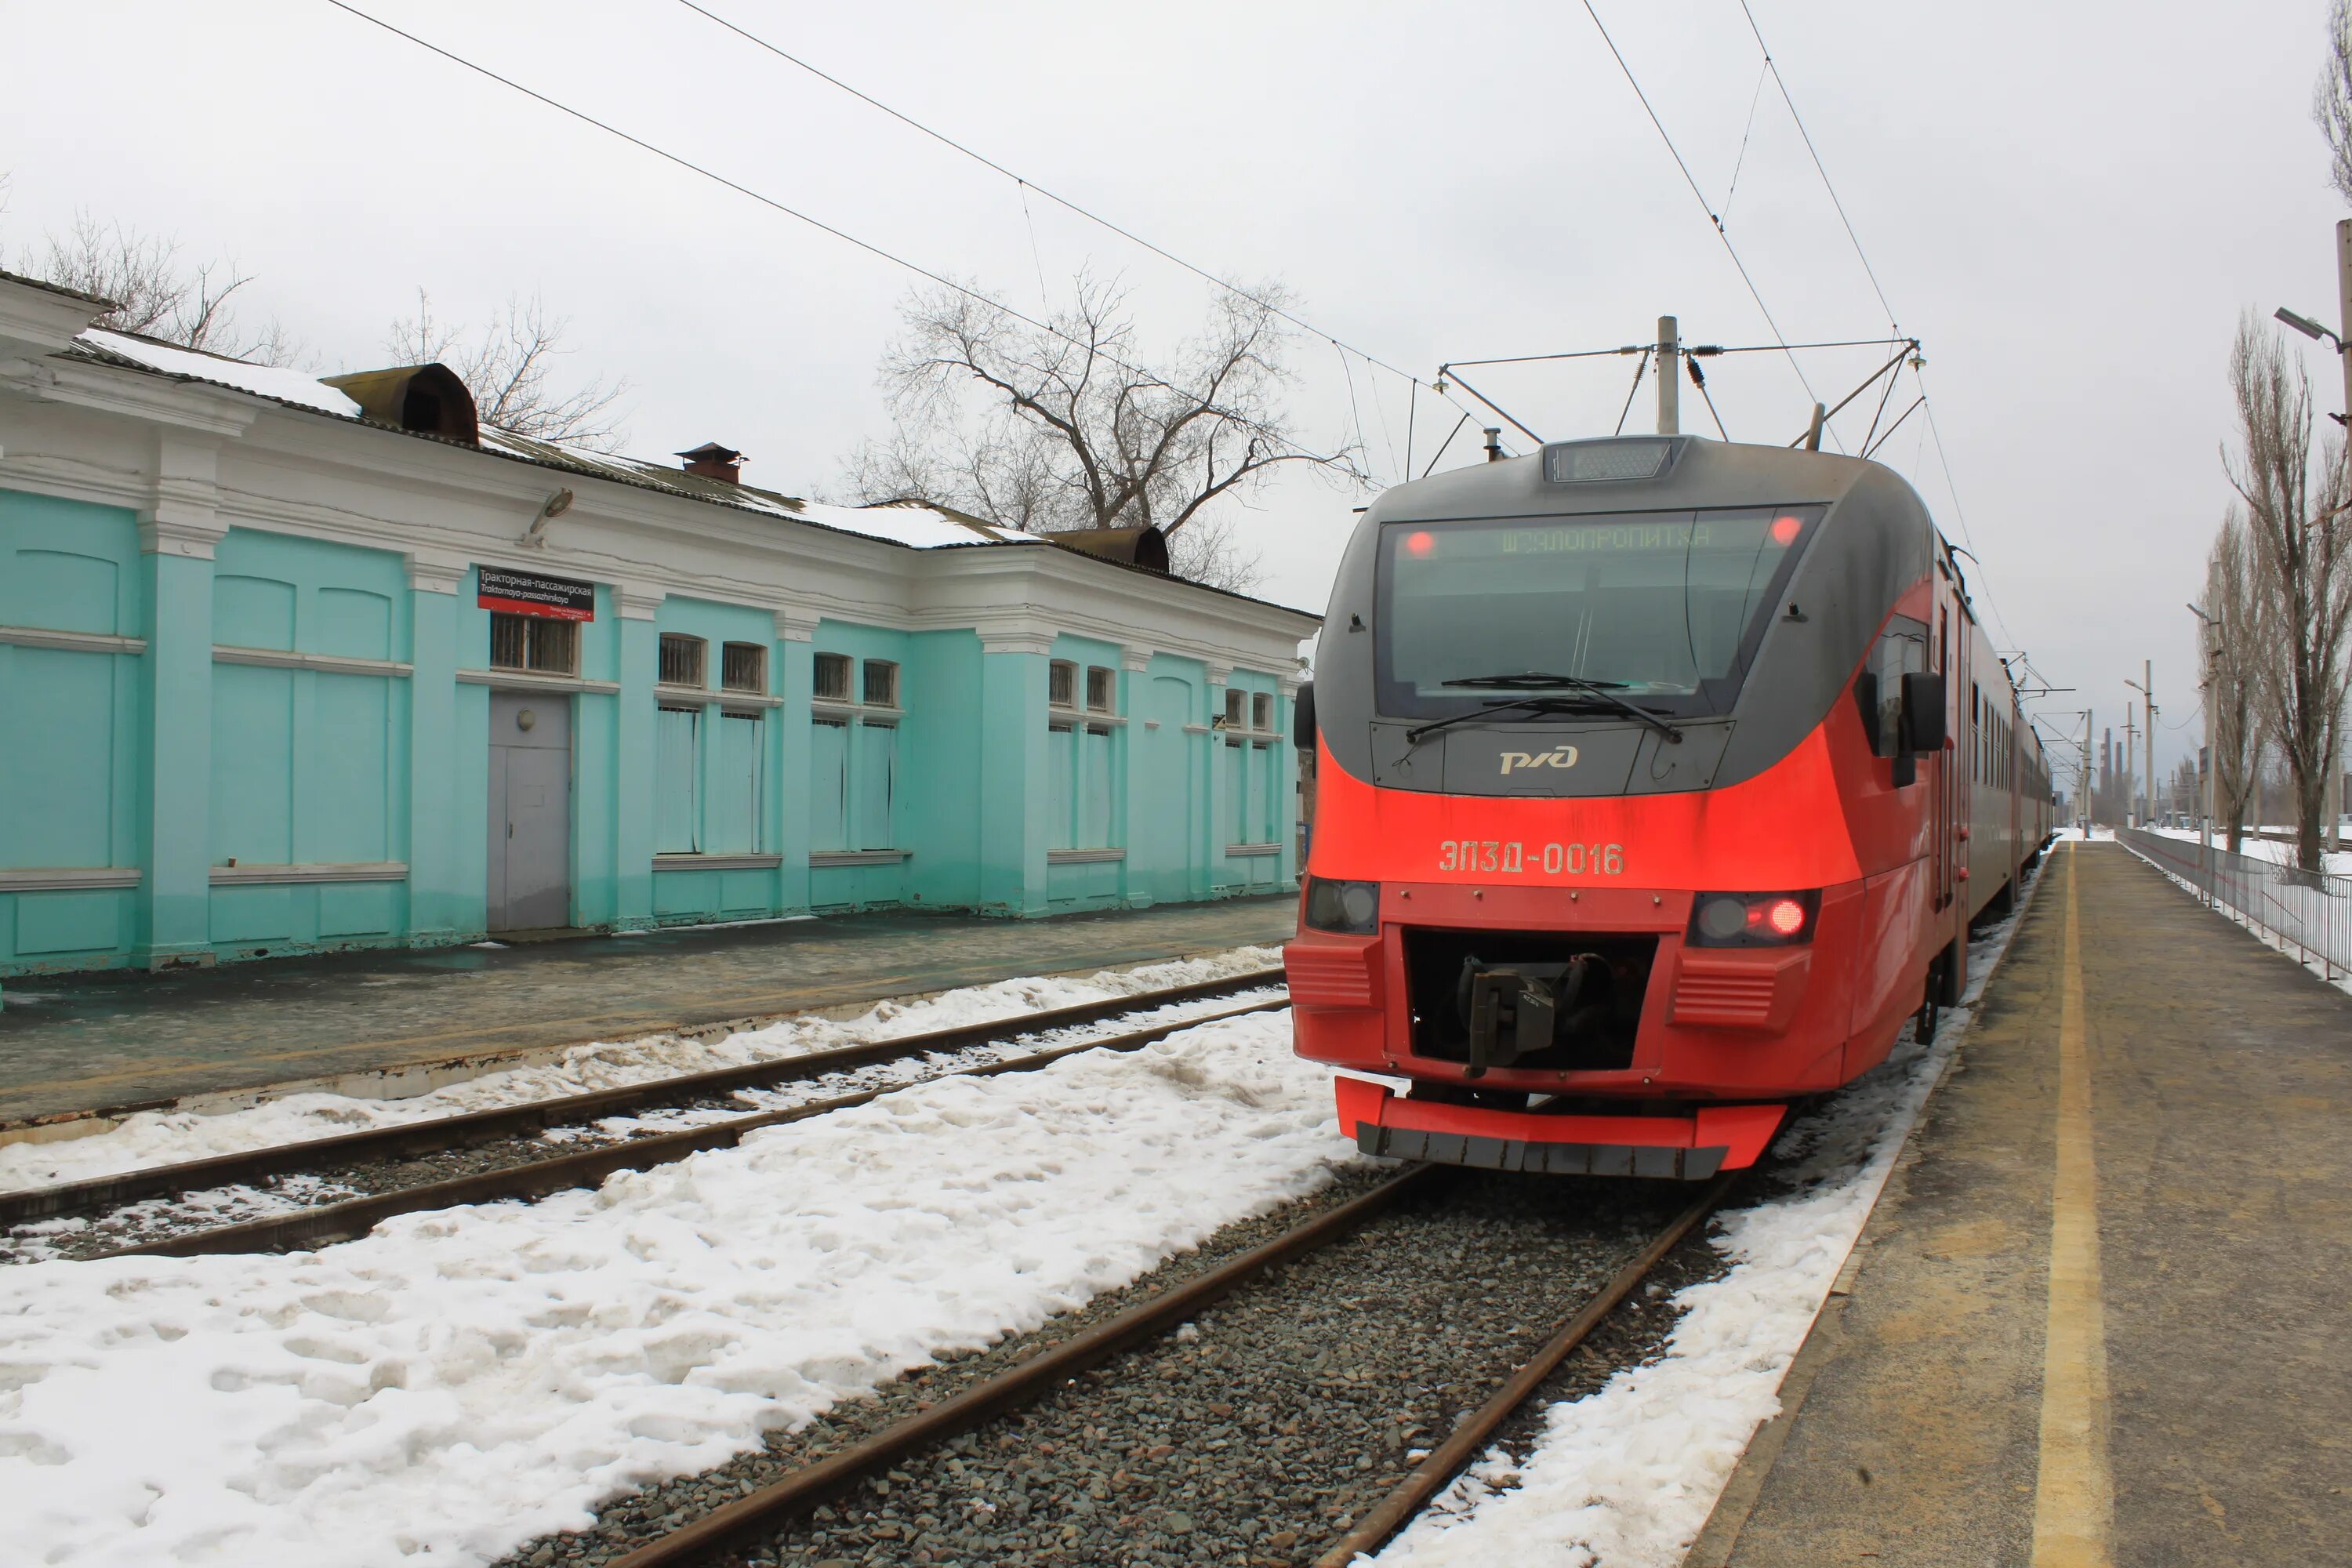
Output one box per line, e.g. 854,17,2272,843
3,969,1283,1229
1310,1171,1738,1567
89,995,1289,1260
603,1163,1446,1568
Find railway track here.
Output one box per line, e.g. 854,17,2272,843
0,971,1286,1264
507,1163,1735,1568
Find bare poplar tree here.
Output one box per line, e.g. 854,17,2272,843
2206,504,2270,851
387,290,628,452
851,273,1360,590
2223,311,2352,873
23,212,303,365
2318,0,2352,204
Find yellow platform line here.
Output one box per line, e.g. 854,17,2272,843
2031,845,2114,1566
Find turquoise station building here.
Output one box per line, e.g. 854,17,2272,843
0,271,1315,977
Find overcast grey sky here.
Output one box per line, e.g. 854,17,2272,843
4,0,2342,788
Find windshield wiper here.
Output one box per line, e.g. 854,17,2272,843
1406,695,1579,746
1439,672,1684,745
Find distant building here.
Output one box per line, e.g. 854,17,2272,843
0,272,1312,975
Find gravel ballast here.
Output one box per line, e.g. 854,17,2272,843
499,1170,1699,1568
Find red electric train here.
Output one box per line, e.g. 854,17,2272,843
1287,433,2054,1179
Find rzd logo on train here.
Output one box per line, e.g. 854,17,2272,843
1499,746,1579,775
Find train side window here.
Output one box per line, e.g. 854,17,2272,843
1855,615,1928,757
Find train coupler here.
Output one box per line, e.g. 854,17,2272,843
1457,953,1609,1078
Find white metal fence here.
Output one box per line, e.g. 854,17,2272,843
2118,827,2352,982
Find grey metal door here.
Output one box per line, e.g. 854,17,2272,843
488,691,572,931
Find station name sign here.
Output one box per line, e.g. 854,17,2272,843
477,567,596,622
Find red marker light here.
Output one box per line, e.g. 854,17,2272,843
1763,897,1808,937
1769,514,1802,546
1406,530,1436,557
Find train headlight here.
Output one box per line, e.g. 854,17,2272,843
1304,877,1381,935
1687,890,1821,948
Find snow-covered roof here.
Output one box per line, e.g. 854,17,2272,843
75,328,365,419
56,327,1042,551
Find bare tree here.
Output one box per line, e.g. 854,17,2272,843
20,212,303,365
2318,0,2352,205
2223,311,2352,873
2206,505,2270,851
387,290,628,452
853,273,1359,588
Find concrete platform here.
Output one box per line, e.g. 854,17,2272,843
1690,842,2352,1568
0,897,1294,1132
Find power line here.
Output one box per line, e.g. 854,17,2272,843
321,1,1372,474
666,0,1502,465
1577,0,1828,432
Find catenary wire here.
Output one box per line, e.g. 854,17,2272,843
1733,0,1901,335
1578,0,1830,440
321,1,1370,475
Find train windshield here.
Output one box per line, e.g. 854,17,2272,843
1374,506,1822,718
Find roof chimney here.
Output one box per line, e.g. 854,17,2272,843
677,441,744,484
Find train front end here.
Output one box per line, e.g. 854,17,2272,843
1288,435,1944,1179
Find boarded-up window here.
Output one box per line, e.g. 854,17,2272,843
655,705,699,852
1048,721,1077,851
810,719,849,851
1232,738,1251,851
855,721,897,848
1081,724,1114,847
711,713,763,853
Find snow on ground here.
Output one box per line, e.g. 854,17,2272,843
0,946,1283,1195
0,1007,1353,1566
1367,880,2039,1568
2146,823,2352,875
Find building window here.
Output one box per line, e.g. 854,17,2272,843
721,641,768,695
1251,691,1274,731
1049,659,1079,710
1086,666,1116,714
814,652,852,702
1048,710,1116,851
862,659,900,709
488,612,578,675
659,633,706,688
655,704,700,852
1221,688,1246,728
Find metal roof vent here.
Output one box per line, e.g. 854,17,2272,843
677,442,744,483
321,364,479,445
1044,526,1171,574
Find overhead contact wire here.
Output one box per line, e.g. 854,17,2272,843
1578,0,1828,433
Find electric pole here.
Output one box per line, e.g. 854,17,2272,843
1657,316,1680,436
2122,708,2138,828
2144,659,2158,827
